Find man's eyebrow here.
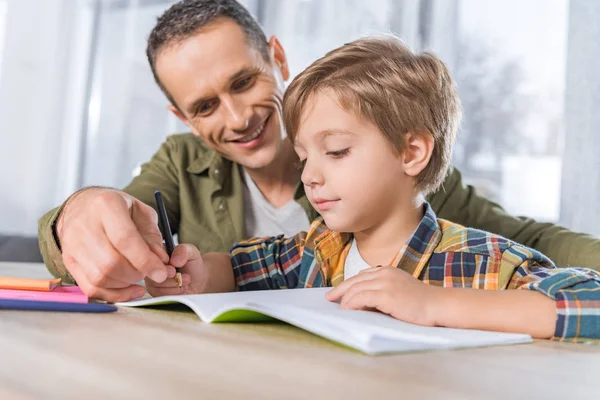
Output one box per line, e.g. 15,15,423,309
228,66,260,83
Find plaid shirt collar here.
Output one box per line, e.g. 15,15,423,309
309,202,442,286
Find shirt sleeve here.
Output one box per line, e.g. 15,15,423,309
230,232,307,291
430,167,600,271
37,204,75,284
502,244,600,343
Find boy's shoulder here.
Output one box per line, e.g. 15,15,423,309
434,218,551,265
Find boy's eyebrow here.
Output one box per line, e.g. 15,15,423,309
186,67,260,114
318,129,355,140
294,129,354,146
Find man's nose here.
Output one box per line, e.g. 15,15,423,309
221,96,250,131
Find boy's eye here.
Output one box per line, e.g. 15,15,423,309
326,148,350,158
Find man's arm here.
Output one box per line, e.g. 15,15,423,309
37,136,183,298
429,167,600,269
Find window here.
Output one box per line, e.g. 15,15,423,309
0,0,7,81
1,0,597,237
255,0,568,224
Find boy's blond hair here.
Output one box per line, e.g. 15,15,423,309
283,36,462,194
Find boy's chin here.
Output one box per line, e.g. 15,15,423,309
322,216,354,233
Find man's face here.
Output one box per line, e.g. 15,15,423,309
294,90,413,233
155,18,288,170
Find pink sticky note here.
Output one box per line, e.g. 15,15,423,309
0,286,88,304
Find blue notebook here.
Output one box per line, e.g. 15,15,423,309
0,299,117,313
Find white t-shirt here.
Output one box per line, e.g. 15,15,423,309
344,239,373,280
242,169,310,238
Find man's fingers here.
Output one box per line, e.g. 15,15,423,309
67,257,145,302
100,194,168,282
64,240,143,289
145,274,191,289
131,200,169,263
85,284,147,303
70,231,147,285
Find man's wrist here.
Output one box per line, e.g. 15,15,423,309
55,186,106,247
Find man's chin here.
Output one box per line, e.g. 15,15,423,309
235,150,278,170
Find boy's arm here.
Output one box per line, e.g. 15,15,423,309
230,232,308,290
429,167,600,270
432,286,556,339
433,245,600,341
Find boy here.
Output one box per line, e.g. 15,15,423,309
147,36,600,342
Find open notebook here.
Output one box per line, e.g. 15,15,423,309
117,288,532,355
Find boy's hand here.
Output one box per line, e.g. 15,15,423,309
326,266,443,326
145,244,205,297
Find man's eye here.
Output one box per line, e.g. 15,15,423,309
232,76,254,91
197,99,218,115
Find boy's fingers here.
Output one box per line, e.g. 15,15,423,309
170,244,202,267
165,265,177,279
147,274,191,289
340,290,382,311
147,285,189,297
339,280,383,308
326,272,379,301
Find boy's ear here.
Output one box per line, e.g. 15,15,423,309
268,36,289,81
402,132,434,177
167,105,191,129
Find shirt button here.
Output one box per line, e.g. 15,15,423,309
218,202,225,210
214,168,220,176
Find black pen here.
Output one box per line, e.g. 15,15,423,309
154,190,182,288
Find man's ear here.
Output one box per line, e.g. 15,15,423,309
402,132,434,177
268,36,289,81
167,105,191,128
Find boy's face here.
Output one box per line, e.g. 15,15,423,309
155,18,289,170
294,91,414,232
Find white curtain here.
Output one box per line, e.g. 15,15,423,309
560,0,600,236
0,0,92,235
0,0,597,237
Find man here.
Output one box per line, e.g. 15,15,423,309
38,0,600,303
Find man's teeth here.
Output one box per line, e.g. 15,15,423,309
238,121,265,143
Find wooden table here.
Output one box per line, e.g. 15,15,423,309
1,262,599,399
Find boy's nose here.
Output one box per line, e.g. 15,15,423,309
301,160,325,187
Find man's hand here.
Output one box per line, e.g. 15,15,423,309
146,245,236,297
326,266,443,326
57,188,170,302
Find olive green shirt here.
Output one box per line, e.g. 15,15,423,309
38,133,600,283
